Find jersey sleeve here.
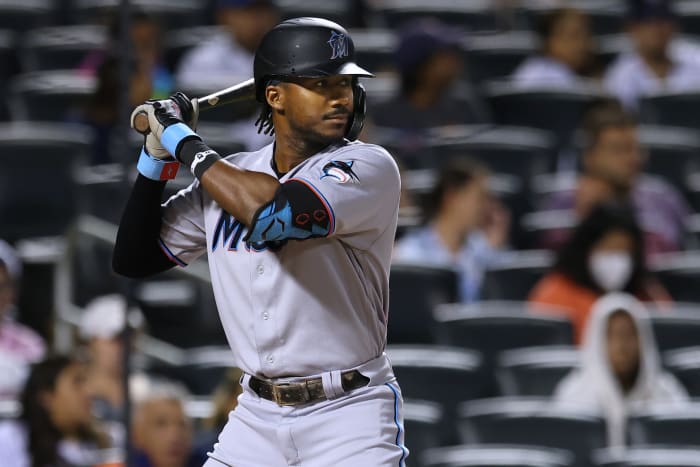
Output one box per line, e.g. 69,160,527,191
159,180,208,266
285,144,401,249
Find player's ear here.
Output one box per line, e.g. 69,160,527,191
265,84,284,111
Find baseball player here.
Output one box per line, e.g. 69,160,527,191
113,17,407,467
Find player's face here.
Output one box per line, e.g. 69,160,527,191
281,75,354,145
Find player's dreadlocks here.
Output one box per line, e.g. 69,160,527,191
255,102,274,136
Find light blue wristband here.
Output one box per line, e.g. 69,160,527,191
137,147,180,181
161,122,199,157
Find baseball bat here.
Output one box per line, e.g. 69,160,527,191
132,77,256,134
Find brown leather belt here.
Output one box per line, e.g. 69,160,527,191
248,370,370,406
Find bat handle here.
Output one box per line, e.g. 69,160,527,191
132,111,151,135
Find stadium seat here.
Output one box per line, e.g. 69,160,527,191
388,263,459,344
422,444,574,467
349,28,396,74
497,346,579,397
480,249,555,300
647,311,700,353
276,0,358,28
434,301,574,357
73,164,129,225
676,0,700,42
523,1,625,36
375,0,502,31
387,345,484,443
0,29,15,121
519,210,577,250
457,398,606,467
640,90,700,130
148,346,234,396
485,82,606,148
628,403,700,447
648,251,700,303
637,125,700,191
664,346,700,397
594,447,700,467
22,25,106,72
427,125,557,185
464,31,536,83
8,70,96,121
0,122,91,241
0,0,54,31
69,0,206,30
402,399,444,467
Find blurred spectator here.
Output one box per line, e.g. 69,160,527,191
529,203,670,344
175,0,279,88
513,7,598,87
192,368,243,463
79,294,142,423
393,159,510,302
79,10,173,99
80,12,172,164
0,240,45,401
131,379,196,467
540,100,690,255
370,19,483,130
604,0,700,111
555,292,688,446
0,355,115,467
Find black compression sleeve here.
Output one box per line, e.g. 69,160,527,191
112,174,176,278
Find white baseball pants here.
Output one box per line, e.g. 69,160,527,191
202,354,408,467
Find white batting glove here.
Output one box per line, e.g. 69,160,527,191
130,103,170,159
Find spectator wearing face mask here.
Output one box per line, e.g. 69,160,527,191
529,203,670,344
555,292,688,446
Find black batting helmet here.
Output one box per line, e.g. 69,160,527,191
253,17,374,102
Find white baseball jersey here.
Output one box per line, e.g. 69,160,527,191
158,140,401,378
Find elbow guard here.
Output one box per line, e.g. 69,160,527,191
245,180,332,243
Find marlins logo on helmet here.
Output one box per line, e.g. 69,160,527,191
328,31,349,60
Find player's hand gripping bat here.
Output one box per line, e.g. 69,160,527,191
132,78,256,135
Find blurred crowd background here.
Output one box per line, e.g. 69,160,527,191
2,0,700,466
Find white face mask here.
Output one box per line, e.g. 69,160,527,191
589,252,633,291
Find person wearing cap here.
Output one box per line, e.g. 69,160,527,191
370,18,484,130
604,0,700,110
79,294,136,423
0,240,45,401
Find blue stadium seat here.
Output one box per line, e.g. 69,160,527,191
457,398,606,467
387,345,484,443
664,346,700,397
22,25,106,72
640,90,700,130
0,122,91,241
69,0,206,30
480,250,555,300
402,399,444,467
376,0,502,31
388,263,459,344
0,0,54,32
434,301,574,357
647,251,700,303
8,70,95,121
628,403,700,447
276,0,359,28
464,31,536,83
422,444,574,467
593,447,700,467
497,346,579,397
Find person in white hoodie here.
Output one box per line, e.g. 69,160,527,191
554,292,688,446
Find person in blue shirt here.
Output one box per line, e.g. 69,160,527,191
393,158,510,302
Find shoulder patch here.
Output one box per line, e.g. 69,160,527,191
321,160,359,184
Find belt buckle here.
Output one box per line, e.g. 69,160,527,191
272,382,310,406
